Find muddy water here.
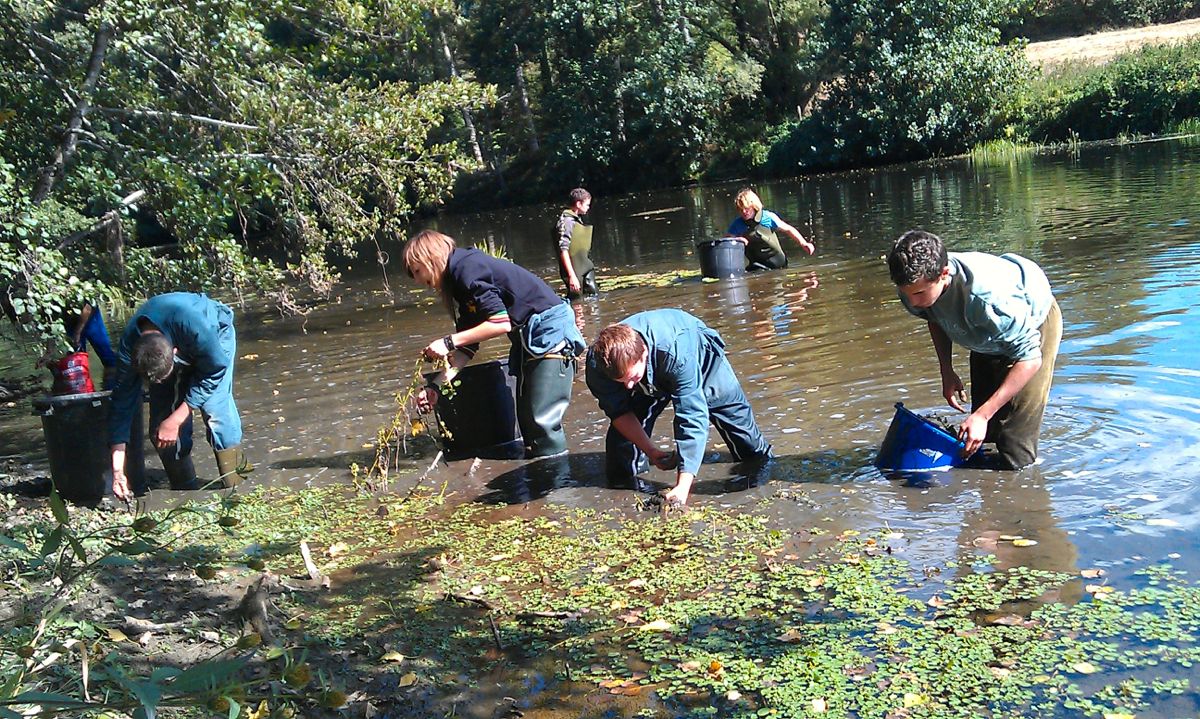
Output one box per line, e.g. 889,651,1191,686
4,138,1200,660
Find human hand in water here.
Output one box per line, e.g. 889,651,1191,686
663,472,695,507
799,237,815,255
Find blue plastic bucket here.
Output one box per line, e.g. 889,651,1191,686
875,402,966,472
697,239,746,279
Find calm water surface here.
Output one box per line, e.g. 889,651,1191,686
3,137,1200,714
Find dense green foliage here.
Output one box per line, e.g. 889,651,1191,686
1003,0,1200,41
1018,39,1200,141
1,0,491,345
767,0,1029,171
3,0,1199,354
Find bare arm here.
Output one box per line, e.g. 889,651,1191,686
927,321,966,410
558,249,581,294
773,218,815,254
959,358,1041,457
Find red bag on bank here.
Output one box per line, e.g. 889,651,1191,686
51,351,95,395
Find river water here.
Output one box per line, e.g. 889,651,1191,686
3,137,1200,701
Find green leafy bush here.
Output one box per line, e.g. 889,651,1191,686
1017,39,1200,142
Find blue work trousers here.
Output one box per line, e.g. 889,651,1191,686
605,350,770,482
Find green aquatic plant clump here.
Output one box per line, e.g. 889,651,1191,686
188,490,1198,718
8,486,1200,718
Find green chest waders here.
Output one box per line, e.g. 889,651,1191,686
743,209,788,270
558,211,597,298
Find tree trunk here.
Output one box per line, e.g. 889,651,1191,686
438,24,484,166
613,55,626,145
513,45,540,153
32,23,113,204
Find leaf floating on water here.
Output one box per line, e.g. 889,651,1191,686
1086,584,1115,595
1072,661,1099,674
240,353,259,360
638,619,673,632
1103,713,1136,719
811,697,828,713
1080,568,1106,579
927,595,947,608
998,534,1024,542
1011,539,1038,547
987,614,1026,626
726,690,741,701
903,692,929,708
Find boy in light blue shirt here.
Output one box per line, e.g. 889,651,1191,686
887,230,1062,469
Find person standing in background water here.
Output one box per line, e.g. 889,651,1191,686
554,188,597,300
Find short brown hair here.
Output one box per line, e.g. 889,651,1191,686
592,324,645,379
569,187,592,204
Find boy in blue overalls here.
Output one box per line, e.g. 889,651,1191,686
108,293,247,499
585,309,772,506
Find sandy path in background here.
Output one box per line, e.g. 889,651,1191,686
1025,17,1200,67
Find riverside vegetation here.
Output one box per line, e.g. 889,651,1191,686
3,481,1199,718
4,0,1200,352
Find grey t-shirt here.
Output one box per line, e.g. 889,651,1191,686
900,252,1054,361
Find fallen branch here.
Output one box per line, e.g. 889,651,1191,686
445,592,494,611
298,540,323,583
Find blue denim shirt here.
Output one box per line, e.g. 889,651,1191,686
108,293,233,445
900,252,1054,362
585,309,724,475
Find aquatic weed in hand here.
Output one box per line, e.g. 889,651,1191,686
360,357,452,489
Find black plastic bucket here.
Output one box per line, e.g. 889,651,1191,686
31,391,145,502
425,360,524,460
697,239,746,279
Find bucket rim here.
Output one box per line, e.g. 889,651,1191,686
31,390,112,408
892,402,963,445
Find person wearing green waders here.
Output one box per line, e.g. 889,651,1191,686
887,230,1062,469
554,188,597,299
406,230,587,458
724,188,815,271
108,293,249,500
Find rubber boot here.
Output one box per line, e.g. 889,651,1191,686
158,451,199,491
214,446,250,489
518,356,573,458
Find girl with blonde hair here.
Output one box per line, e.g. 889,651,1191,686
724,188,815,270
403,230,586,458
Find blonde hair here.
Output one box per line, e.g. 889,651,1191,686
734,188,763,213
403,229,456,313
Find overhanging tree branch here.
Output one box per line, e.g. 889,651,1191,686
32,22,112,203
92,107,260,132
